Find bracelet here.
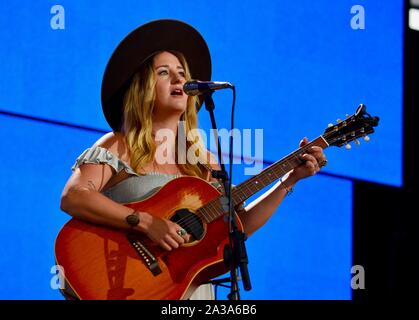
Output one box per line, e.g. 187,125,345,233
126,210,141,229
280,178,294,196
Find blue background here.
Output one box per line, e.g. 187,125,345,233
0,0,403,299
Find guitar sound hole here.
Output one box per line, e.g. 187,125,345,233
170,209,204,241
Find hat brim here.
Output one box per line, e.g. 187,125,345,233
101,19,212,132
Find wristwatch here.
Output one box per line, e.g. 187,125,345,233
126,210,140,228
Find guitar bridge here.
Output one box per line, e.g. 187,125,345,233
126,233,162,276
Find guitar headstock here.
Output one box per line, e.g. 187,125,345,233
323,104,379,148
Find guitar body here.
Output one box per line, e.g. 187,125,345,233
55,176,242,300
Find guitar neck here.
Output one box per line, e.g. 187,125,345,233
232,135,329,204
198,135,329,224
197,105,380,223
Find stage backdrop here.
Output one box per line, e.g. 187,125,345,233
0,0,403,299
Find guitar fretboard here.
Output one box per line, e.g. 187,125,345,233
197,136,329,223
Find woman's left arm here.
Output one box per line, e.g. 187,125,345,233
238,137,327,236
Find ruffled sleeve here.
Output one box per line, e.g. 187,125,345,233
71,146,138,176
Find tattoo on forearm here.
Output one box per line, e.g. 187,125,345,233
87,180,97,191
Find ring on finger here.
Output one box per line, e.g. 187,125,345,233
319,159,328,167
177,228,187,237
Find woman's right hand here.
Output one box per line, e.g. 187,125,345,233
138,212,191,251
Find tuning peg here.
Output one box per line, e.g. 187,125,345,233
364,135,370,142
328,123,334,128
345,143,352,150
355,139,361,145
337,118,342,123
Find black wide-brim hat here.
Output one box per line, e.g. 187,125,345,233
101,19,212,132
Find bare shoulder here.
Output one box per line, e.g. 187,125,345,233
92,132,129,162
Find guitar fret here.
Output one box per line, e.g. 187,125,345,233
243,183,253,197
269,170,279,179
199,208,211,223
198,207,211,223
207,205,216,221
212,200,223,218
247,181,256,193
255,177,265,189
262,175,270,185
260,173,270,185
249,180,256,193
233,188,246,203
207,202,218,220
232,195,242,207
206,202,218,221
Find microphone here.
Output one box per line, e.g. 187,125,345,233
183,80,234,96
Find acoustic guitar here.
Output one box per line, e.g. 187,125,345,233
55,104,379,299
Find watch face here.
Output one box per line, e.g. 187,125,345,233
126,213,139,226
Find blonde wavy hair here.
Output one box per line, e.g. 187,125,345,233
122,51,214,178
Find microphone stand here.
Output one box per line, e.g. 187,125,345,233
203,90,251,300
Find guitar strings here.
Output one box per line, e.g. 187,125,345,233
172,117,370,233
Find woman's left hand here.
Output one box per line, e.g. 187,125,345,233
289,137,328,182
